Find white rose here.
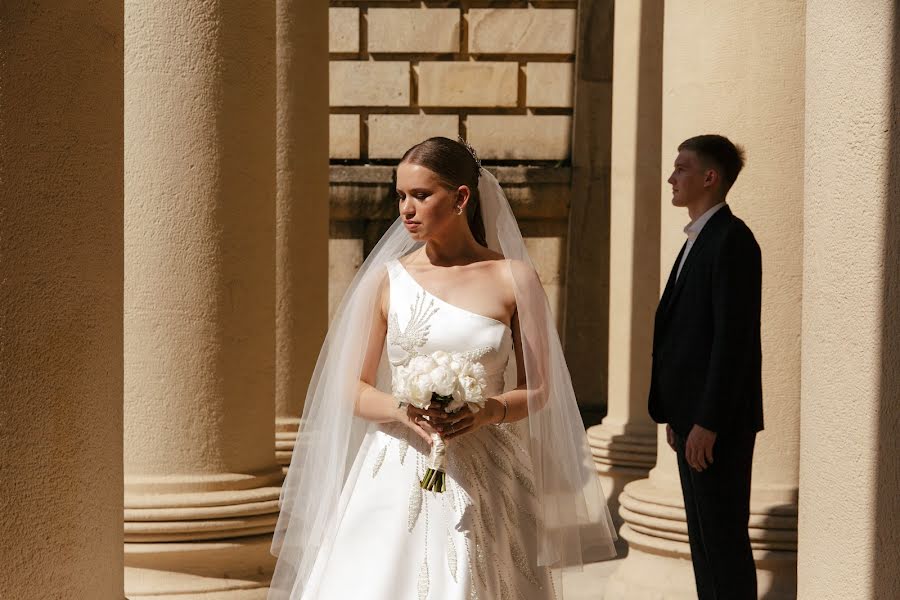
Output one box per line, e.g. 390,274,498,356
460,375,486,409
469,362,486,380
448,353,465,374
429,365,456,397
407,372,434,409
409,355,438,374
392,367,409,400
432,351,452,367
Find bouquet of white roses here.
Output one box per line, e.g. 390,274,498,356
393,350,488,492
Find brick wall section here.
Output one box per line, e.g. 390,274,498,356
328,2,577,162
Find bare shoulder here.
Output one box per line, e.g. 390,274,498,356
490,258,543,310
503,258,541,287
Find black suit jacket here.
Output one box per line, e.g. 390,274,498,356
648,205,764,437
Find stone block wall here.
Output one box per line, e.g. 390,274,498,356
328,1,577,162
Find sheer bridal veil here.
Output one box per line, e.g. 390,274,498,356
269,165,616,599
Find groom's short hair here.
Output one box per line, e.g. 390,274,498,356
678,134,746,195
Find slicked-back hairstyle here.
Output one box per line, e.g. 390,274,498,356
399,137,487,247
678,134,746,196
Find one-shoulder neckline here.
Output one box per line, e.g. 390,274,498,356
392,260,513,333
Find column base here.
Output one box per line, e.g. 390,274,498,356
125,469,284,543
587,422,657,529
607,477,798,599
275,417,301,475
125,535,275,598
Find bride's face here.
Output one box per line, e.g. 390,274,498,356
396,162,464,241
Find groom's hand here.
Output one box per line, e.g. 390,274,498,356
666,424,676,451
685,424,717,471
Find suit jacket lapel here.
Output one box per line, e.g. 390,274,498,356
659,205,733,323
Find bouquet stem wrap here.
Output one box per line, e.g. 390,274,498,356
421,431,448,492
419,393,454,492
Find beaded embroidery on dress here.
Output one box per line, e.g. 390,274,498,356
301,259,558,600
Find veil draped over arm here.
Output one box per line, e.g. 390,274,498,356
268,169,616,600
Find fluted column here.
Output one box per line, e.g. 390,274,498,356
587,0,663,530
124,2,279,597
274,0,330,474
799,3,899,599
0,3,124,598
606,2,803,598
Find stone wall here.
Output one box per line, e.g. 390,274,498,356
328,1,577,161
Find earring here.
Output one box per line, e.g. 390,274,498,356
456,206,464,215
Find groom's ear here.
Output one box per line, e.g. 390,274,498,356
703,168,720,190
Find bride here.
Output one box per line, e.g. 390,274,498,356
269,137,616,600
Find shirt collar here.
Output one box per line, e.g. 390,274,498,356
684,202,727,241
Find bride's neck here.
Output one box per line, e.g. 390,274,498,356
422,233,483,267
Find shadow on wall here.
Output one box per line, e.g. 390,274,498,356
875,4,900,598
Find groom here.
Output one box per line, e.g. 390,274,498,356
648,134,763,599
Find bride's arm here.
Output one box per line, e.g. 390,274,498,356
484,258,544,424
353,274,433,444
486,308,530,422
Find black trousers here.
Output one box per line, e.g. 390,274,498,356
675,430,757,600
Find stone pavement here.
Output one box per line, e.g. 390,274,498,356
559,541,628,600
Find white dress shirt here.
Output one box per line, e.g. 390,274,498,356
676,202,727,280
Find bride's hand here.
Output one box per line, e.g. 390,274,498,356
394,402,438,445
431,400,503,441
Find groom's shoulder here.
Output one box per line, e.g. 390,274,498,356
720,211,761,257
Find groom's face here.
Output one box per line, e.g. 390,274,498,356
668,150,707,208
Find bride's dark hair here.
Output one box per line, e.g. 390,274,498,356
399,137,487,247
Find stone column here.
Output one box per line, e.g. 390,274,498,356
274,0,330,474
606,2,803,598
799,2,900,599
123,2,279,597
0,3,124,598
587,0,664,530
566,0,614,422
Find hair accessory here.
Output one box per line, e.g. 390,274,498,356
457,136,483,175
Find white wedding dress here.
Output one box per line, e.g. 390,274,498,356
302,259,558,600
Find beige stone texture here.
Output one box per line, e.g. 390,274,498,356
329,238,365,320
524,236,567,325
799,2,900,599
469,8,576,55
526,62,574,107
608,2,804,598
564,0,614,411
124,1,280,596
467,115,572,160
330,114,361,159
0,2,125,598
368,114,459,159
330,61,410,107
587,0,662,529
329,7,359,53
368,8,460,54
417,61,518,107
276,0,330,473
